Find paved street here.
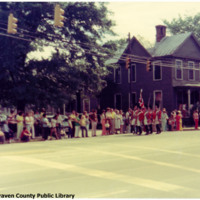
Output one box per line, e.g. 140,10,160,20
1,130,200,198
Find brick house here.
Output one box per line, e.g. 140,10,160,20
99,25,200,119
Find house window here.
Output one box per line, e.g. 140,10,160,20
175,60,183,80
128,63,136,83
188,61,195,80
153,90,162,109
114,66,121,84
83,99,90,113
114,94,122,109
153,61,162,81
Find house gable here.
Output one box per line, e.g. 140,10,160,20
124,37,151,58
173,35,200,60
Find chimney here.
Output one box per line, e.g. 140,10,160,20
156,25,166,42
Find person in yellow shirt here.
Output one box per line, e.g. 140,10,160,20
80,114,88,137
16,111,24,140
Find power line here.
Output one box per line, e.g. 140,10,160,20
1,18,200,72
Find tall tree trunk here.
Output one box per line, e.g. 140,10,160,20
17,100,26,112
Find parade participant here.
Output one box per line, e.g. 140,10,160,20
110,108,116,134
119,110,124,134
34,110,41,136
0,131,5,144
101,110,106,136
16,111,24,140
2,120,14,143
7,109,17,137
115,110,121,134
161,108,169,132
143,106,149,135
20,127,32,142
125,108,131,133
49,115,59,140
154,105,162,134
105,108,112,134
74,112,81,138
193,110,199,130
105,119,110,135
69,110,76,138
56,112,63,139
135,107,143,135
62,117,73,138
176,110,183,131
80,114,88,137
130,106,137,134
89,109,98,137
83,111,90,136
41,113,50,140
25,111,35,139
147,106,153,134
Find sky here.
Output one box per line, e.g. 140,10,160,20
28,1,200,58
106,1,200,44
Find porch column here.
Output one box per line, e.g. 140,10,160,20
188,89,191,115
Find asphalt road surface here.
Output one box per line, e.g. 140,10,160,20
1,130,200,198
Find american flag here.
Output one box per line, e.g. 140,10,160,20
139,89,144,109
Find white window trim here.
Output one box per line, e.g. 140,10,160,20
188,61,195,81
128,63,136,83
153,90,163,110
175,59,183,80
114,66,121,84
83,99,90,113
114,93,122,109
153,61,162,81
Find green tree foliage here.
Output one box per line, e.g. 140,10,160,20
163,13,200,40
0,2,117,110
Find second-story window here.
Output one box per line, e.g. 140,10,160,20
128,63,136,83
115,66,121,84
153,61,162,81
188,61,195,81
175,60,183,80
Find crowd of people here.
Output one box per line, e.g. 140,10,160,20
0,105,198,144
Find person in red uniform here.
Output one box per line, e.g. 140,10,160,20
148,106,153,134
193,110,199,130
143,106,149,135
136,107,144,135
154,105,162,134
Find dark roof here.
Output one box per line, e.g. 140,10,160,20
149,32,192,57
105,42,128,65
105,36,151,65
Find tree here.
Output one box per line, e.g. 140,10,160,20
163,13,200,41
0,2,116,111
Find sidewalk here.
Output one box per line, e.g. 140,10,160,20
1,127,199,145
2,129,104,144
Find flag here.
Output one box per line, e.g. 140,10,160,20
139,89,144,109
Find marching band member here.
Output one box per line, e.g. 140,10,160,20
154,105,162,134
143,106,149,135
